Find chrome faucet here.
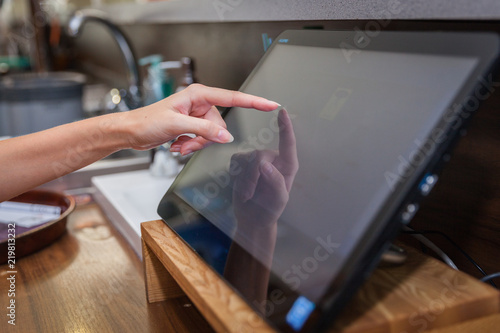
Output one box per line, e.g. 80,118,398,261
67,9,142,109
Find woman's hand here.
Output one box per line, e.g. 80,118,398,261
122,84,279,154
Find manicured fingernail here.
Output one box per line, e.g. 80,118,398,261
181,149,192,156
269,101,281,109
218,129,234,143
170,146,181,152
261,161,273,176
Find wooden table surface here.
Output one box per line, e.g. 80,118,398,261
1,200,498,332
0,201,214,333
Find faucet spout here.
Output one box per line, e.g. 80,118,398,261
67,9,142,109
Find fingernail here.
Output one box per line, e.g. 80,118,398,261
170,146,181,152
181,149,192,156
218,129,234,143
261,161,273,176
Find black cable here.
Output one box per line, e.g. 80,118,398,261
403,228,497,288
481,272,500,283
420,243,428,254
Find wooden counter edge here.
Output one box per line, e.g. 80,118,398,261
141,219,275,333
141,219,500,333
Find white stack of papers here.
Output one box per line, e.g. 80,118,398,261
0,201,61,228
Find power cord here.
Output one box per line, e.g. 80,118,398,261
402,226,458,270
403,226,497,288
404,228,487,275
480,272,500,284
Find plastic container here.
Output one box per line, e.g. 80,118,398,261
0,72,86,136
139,55,178,105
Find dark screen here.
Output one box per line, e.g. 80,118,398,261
171,44,476,300
158,34,492,331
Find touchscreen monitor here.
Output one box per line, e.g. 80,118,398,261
158,30,499,332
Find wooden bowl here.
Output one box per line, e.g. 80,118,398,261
0,190,76,263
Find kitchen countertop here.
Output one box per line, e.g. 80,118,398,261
1,199,499,332
0,200,213,332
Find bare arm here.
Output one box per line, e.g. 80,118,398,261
0,84,278,202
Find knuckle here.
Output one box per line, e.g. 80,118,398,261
184,83,205,97
187,83,204,91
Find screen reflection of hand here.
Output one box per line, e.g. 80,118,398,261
231,108,299,230
224,109,298,312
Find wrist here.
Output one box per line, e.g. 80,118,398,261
234,220,278,241
93,112,135,151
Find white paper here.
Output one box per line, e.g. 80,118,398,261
0,202,61,228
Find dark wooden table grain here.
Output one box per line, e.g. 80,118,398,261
0,202,214,333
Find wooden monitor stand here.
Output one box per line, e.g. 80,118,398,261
141,220,499,332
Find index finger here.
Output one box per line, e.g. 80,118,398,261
276,108,299,191
186,84,280,111
278,108,298,165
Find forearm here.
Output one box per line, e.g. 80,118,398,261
232,221,278,268
0,84,279,202
224,222,278,305
0,112,130,202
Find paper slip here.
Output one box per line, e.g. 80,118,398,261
0,201,61,228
